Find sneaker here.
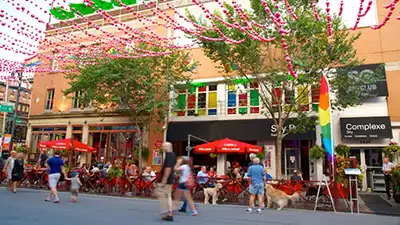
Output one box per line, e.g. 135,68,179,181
188,210,198,216
257,209,262,214
246,208,252,214
161,215,174,221
178,208,187,213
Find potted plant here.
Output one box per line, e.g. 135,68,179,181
209,153,217,159
383,142,400,161
15,145,29,154
335,144,350,158
391,164,400,203
309,145,325,160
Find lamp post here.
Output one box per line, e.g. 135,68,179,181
8,71,23,152
0,73,11,155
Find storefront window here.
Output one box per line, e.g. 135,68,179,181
174,85,218,116
227,83,260,115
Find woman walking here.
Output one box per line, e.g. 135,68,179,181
174,156,198,216
4,150,17,191
11,153,24,193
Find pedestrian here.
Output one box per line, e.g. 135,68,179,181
45,151,67,203
11,153,24,193
4,151,17,191
382,156,395,200
246,157,265,214
156,142,176,221
290,170,302,181
248,153,263,167
69,172,82,203
197,166,208,188
38,150,48,168
174,156,198,216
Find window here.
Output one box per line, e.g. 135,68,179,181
45,89,55,110
297,86,310,112
311,85,319,112
174,85,218,116
226,83,260,115
73,91,86,109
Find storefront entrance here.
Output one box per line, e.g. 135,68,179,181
284,148,301,179
350,148,384,190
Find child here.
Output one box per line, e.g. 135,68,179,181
70,172,82,202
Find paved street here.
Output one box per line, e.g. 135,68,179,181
0,188,399,225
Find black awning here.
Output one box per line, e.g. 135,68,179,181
167,119,316,142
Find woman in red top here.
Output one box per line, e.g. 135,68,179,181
207,167,216,178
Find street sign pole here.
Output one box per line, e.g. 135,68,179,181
9,72,22,152
0,74,10,155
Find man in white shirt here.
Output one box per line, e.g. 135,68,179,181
382,156,395,200
197,166,208,188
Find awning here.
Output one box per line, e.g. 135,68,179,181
38,138,96,153
167,118,316,142
194,138,262,154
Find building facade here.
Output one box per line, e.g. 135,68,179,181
0,80,31,151
28,0,400,186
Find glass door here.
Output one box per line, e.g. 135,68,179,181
365,148,383,188
284,148,301,179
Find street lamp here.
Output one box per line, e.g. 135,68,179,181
8,71,23,152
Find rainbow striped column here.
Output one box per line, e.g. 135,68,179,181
318,75,334,161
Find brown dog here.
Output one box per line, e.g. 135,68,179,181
204,183,223,205
265,184,299,210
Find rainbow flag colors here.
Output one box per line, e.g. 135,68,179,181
24,55,40,67
318,75,334,160
185,56,196,72
106,47,118,55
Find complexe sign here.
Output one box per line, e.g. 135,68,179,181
340,117,392,139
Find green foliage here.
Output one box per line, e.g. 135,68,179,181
383,143,400,161
391,165,400,193
107,166,123,179
134,147,149,160
15,145,28,154
309,145,325,160
209,153,217,159
64,43,191,134
256,151,266,160
335,144,350,158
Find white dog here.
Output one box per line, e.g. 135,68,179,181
203,183,223,205
265,184,299,210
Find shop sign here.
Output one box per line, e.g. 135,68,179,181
154,139,163,149
340,117,392,139
0,102,14,113
347,64,388,97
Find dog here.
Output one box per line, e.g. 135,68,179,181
203,183,223,205
265,184,299,210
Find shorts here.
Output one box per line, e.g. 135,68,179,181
249,183,264,195
48,173,61,188
177,183,187,190
71,189,79,197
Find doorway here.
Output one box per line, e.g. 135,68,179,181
284,148,301,179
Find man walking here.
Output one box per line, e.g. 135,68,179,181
382,156,394,200
157,142,176,221
248,153,263,167
45,151,67,203
246,157,265,214
4,151,16,191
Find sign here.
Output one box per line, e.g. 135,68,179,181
347,64,388,97
1,134,11,149
264,145,274,168
340,117,392,139
0,103,14,113
167,118,316,142
344,168,362,176
154,139,162,149
152,149,162,166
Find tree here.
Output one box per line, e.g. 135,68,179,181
187,0,379,178
64,44,191,169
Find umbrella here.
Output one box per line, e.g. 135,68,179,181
38,138,96,153
194,138,262,154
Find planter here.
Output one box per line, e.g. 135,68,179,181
394,194,400,204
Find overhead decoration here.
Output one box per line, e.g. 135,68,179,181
0,0,399,75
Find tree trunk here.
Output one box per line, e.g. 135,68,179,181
275,131,283,179
138,129,142,170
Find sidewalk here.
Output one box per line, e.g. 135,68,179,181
360,193,400,216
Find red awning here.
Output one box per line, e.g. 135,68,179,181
194,138,262,154
38,138,96,153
